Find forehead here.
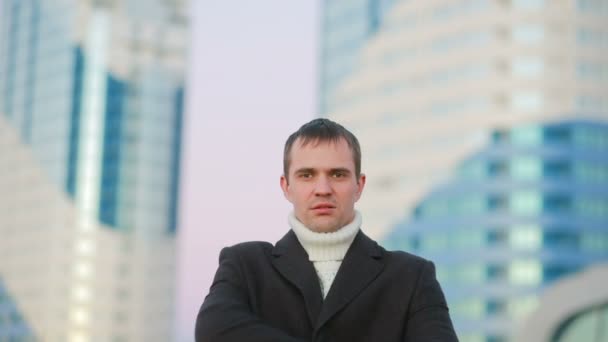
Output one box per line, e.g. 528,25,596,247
288,138,355,171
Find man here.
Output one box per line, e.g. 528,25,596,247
195,119,458,341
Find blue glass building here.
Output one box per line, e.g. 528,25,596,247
0,0,184,235
320,1,608,341
383,120,608,341
0,278,36,341
0,0,188,340
515,263,608,342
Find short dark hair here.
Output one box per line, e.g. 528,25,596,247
283,118,361,181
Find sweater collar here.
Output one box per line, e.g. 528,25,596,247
289,211,361,262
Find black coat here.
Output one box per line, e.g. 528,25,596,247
195,230,458,342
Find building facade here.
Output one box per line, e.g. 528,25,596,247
319,0,396,115
320,0,608,240
320,0,608,341
0,277,35,341
514,263,608,342
382,120,608,341
0,0,188,341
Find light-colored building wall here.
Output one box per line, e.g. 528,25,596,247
0,115,177,341
325,0,608,240
0,0,187,341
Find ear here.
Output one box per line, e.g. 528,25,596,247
280,175,292,202
355,173,366,201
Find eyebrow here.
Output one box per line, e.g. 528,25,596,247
330,168,351,174
293,167,351,174
294,168,315,175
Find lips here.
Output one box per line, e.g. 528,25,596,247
311,203,336,215
312,203,335,209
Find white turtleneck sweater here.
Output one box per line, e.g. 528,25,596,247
289,211,361,299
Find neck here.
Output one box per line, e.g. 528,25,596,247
288,211,362,262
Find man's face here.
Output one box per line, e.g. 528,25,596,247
280,138,365,233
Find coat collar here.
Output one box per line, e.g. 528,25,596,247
271,230,323,327
271,229,385,332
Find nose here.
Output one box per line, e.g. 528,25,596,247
314,175,332,196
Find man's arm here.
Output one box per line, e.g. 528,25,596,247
195,246,308,342
404,260,459,341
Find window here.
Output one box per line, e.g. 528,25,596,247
420,233,449,251
512,57,544,77
545,230,578,247
509,259,542,285
544,264,577,282
492,129,509,143
577,28,608,48
451,298,485,319
544,160,571,178
487,229,508,245
458,160,486,179
486,299,506,314
488,160,509,178
512,157,542,180
511,125,543,146
512,24,544,43
577,0,608,13
452,230,485,249
574,163,608,183
512,0,545,10
573,126,608,149
487,264,507,280
544,194,571,213
575,198,608,218
458,264,486,284
510,191,542,215
580,232,608,252
431,31,491,52
511,91,543,111
508,295,538,318
487,335,507,342
488,194,509,211
577,95,608,112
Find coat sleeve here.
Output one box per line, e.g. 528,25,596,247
403,260,459,341
195,246,308,342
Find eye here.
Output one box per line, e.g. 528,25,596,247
332,171,346,178
299,172,313,178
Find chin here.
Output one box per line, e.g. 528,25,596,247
305,215,341,233
311,223,340,233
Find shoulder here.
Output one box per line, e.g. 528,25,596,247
379,245,436,278
355,231,433,278
360,231,430,268
216,241,277,280
221,241,274,259
384,248,430,266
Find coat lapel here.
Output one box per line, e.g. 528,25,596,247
315,231,385,331
271,230,323,327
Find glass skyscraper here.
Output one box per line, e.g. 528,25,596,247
515,263,608,342
320,0,608,341
320,0,396,115
0,0,188,341
383,120,608,341
0,277,35,341
321,0,608,241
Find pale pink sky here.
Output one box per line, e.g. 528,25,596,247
175,1,319,340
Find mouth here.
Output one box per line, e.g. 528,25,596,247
311,203,336,214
